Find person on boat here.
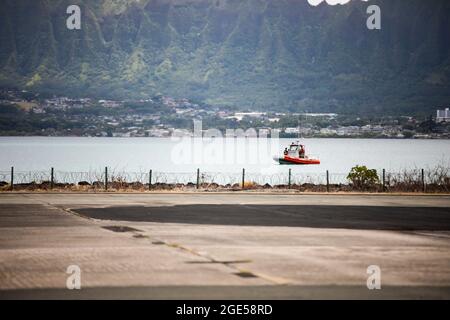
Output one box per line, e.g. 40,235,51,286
284,148,288,156
299,145,305,158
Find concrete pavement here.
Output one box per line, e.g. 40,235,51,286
1,193,450,299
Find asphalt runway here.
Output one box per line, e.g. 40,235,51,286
74,204,450,230
1,193,450,299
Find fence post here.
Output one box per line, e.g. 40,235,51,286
10,166,14,191
288,169,292,189
149,169,152,190
50,167,54,190
105,167,108,191
326,170,329,193
382,169,385,192
196,168,200,189
242,168,245,190
422,168,425,193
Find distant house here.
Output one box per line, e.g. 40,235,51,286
320,128,337,135
285,127,299,134
258,128,271,136
231,112,266,121
436,108,450,122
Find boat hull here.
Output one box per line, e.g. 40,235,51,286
275,156,321,165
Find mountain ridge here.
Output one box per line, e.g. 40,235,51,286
0,0,449,115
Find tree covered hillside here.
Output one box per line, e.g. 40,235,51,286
0,0,449,115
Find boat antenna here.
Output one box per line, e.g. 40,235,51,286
298,114,305,140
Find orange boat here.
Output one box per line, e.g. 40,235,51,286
274,142,321,165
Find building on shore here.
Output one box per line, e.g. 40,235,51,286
436,108,450,123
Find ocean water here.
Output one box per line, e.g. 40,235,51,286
1,137,449,184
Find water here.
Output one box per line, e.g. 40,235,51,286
1,137,449,184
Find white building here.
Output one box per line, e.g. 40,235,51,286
320,128,337,135
230,112,266,121
436,108,450,122
285,127,299,134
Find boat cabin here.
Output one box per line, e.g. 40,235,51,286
284,142,305,158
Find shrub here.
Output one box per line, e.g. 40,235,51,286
243,181,257,189
347,165,380,190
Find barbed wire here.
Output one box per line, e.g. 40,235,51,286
0,168,449,191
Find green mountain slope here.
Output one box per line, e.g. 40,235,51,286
1,0,449,115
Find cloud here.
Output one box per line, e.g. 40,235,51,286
307,0,369,6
